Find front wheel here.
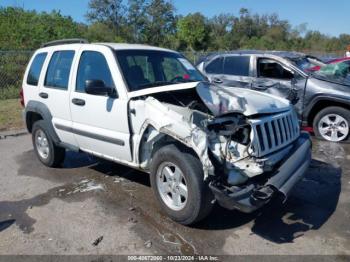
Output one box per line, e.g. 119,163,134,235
150,144,213,225
313,106,350,142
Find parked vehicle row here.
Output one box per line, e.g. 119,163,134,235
21,40,311,225
197,51,350,142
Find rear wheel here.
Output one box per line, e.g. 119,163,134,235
32,120,65,167
313,107,350,142
150,144,213,225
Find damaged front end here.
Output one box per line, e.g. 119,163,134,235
195,82,311,212
208,132,311,213
202,110,311,212
130,82,311,213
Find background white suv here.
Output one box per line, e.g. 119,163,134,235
22,39,312,225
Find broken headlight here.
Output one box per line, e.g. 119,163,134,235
207,115,251,145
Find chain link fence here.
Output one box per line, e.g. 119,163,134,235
0,49,346,100
0,51,33,100
182,51,209,65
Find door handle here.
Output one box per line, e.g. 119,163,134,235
213,78,223,84
39,92,48,99
72,98,86,106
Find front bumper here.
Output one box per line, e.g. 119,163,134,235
209,132,312,213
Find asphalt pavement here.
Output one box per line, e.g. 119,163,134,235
0,134,349,257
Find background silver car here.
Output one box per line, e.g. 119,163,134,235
197,50,350,142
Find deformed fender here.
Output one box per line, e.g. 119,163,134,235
25,100,60,144
303,94,350,121
131,98,214,178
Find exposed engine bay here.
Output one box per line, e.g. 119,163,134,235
129,82,299,191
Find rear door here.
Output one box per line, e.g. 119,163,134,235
69,45,132,162
38,46,78,147
203,56,224,84
220,55,254,88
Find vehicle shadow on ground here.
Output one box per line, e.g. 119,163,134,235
15,147,342,246
91,157,341,244
57,147,342,245
62,151,98,169
0,219,15,232
90,158,151,187
196,159,342,243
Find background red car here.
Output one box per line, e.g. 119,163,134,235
308,57,350,71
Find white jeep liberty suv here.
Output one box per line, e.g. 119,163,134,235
21,39,312,225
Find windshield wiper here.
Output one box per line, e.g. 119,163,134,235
177,79,197,83
137,79,197,89
137,81,174,89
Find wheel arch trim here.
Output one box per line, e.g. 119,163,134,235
25,100,61,144
303,96,350,125
136,122,213,178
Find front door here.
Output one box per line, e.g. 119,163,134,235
69,45,132,162
253,57,307,116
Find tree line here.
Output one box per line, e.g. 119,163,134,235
0,0,349,53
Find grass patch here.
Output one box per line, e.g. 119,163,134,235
0,99,24,131
0,86,20,100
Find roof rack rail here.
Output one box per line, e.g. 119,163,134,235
41,39,89,48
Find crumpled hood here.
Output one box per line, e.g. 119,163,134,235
311,74,350,87
196,82,291,117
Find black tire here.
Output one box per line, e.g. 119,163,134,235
150,144,214,225
313,106,350,142
32,120,65,167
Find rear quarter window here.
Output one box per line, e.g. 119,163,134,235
26,52,47,86
224,56,250,76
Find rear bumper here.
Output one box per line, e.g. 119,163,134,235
209,132,312,213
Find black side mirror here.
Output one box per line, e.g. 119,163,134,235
85,80,117,97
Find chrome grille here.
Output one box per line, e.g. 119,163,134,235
250,110,300,157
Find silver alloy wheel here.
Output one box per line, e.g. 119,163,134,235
318,113,349,142
156,162,188,211
35,129,50,159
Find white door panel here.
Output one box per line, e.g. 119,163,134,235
69,46,132,162
70,96,132,161
51,117,76,146
38,47,80,147
40,88,71,123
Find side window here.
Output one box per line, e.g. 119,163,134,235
205,57,223,74
162,57,187,81
223,56,250,76
45,51,75,90
257,58,294,80
27,52,47,86
76,51,115,93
